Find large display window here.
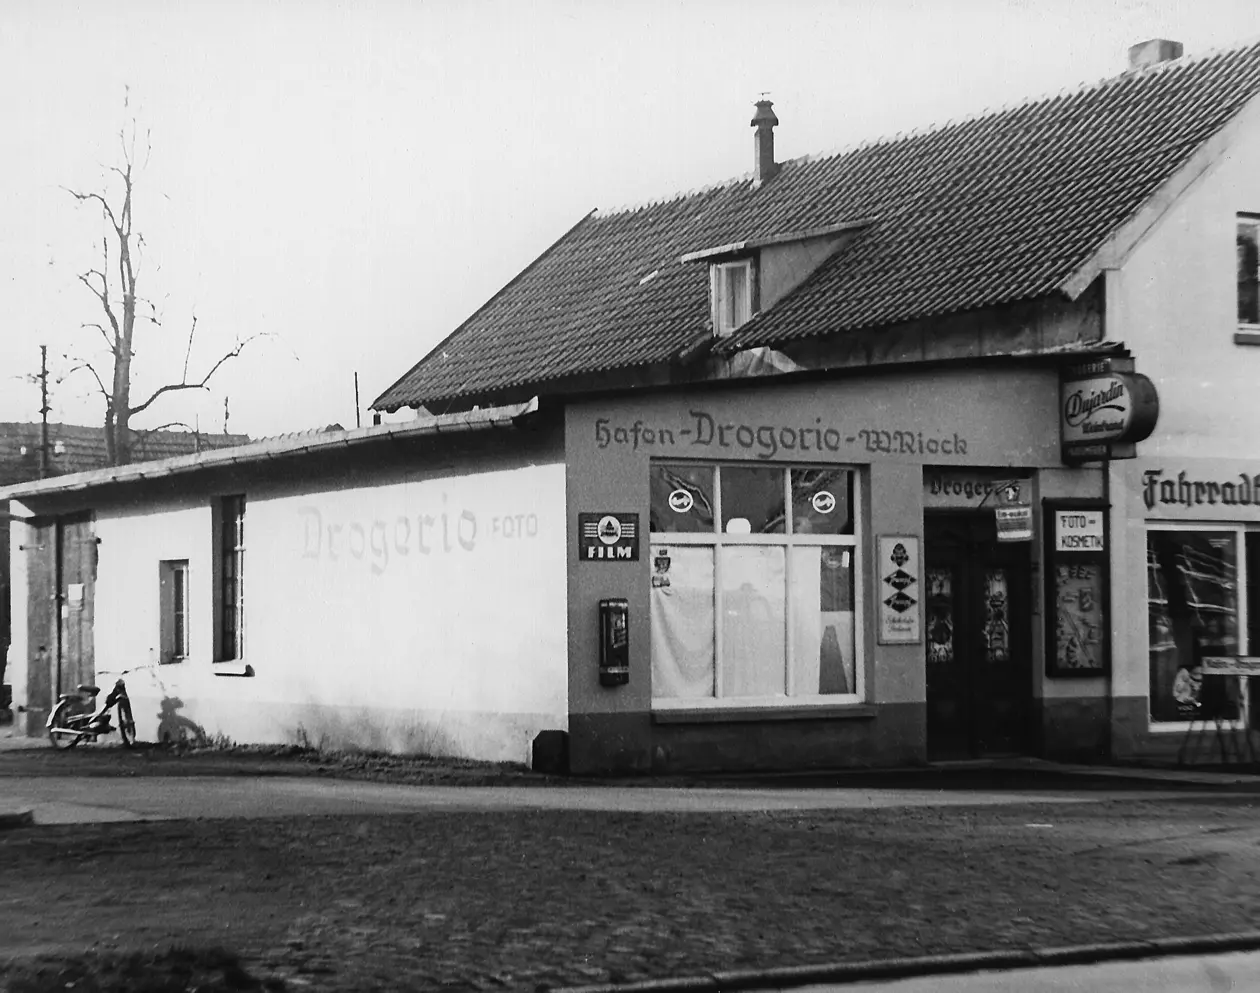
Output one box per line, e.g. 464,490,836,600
649,463,862,707
1147,525,1260,726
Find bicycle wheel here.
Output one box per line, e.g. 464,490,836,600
117,699,137,748
47,699,82,749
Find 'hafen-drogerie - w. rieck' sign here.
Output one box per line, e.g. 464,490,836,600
1059,364,1159,462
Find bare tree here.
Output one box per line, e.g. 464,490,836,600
65,96,262,465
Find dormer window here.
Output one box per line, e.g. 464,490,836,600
711,260,754,336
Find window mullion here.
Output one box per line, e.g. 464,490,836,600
784,467,795,698
713,466,724,699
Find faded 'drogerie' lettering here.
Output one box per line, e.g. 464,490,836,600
300,499,539,574
594,410,968,460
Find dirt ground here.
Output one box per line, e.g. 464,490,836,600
3,748,1260,992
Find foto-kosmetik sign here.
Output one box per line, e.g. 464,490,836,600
1060,370,1159,461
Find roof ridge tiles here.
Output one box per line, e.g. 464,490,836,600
591,36,1260,224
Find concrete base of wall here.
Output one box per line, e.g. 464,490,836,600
568,704,927,775
1036,696,1110,762
125,688,567,766
1111,694,1203,763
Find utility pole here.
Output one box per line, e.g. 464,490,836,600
354,372,362,429
39,345,50,479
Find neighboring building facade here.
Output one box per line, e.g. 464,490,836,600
0,423,250,711
7,39,1260,773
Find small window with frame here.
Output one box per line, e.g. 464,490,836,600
159,559,190,663
1237,215,1260,329
711,259,754,336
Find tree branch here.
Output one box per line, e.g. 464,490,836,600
64,188,122,238
62,359,112,402
128,333,268,417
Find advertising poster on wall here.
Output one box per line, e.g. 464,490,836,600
878,535,921,645
1045,505,1109,677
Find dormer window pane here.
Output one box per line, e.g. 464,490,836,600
712,261,752,336
1239,218,1260,325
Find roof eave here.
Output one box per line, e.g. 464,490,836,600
0,400,538,503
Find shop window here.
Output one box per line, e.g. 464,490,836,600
217,495,246,662
158,560,190,663
1147,529,1240,724
1239,217,1260,327
711,260,753,336
649,463,859,705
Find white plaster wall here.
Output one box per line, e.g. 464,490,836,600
1108,114,1260,456
82,461,566,763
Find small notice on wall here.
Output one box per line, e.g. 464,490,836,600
578,513,640,561
878,536,921,645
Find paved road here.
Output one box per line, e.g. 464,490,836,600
785,949,1260,991
0,773,1249,824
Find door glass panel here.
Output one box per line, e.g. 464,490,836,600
650,464,715,534
982,569,1010,663
650,545,715,699
926,567,954,666
790,469,853,535
720,467,785,534
789,546,855,695
1148,530,1239,722
720,546,786,696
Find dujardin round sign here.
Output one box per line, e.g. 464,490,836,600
1060,368,1159,461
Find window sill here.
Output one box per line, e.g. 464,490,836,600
212,662,254,677
652,703,876,724
1234,327,1260,345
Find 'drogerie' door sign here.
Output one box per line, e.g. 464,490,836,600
578,513,640,561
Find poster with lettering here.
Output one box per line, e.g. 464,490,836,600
1052,563,1104,672
1046,505,1109,676
878,536,921,645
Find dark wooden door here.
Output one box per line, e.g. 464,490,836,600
925,514,1032,759
24,520,56,732
23,515,96,734
58,515,97,695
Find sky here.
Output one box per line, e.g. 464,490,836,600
3,0,1260,440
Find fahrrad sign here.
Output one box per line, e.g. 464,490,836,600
1060,367,1159,463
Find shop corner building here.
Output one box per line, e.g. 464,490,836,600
9,39,1260,773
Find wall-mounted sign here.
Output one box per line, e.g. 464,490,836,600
578,512,640,561
1201,656,1260,677
923,471,1024,510
1055,510,1104,551
1060,364,1159,463
1044,501,1109,677
877,535,921,645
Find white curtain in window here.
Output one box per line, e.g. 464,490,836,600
650,546,716,698
720,546,786,697
789,547,855,695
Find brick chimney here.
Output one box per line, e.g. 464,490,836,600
751,98,779,184
1128,38,1183,70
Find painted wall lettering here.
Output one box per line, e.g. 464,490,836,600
1141,470,1260,511
594,410,968,461
300,501,538,573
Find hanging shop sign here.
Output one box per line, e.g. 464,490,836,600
578,512,640,561
1044,501,1109,677
991,480,1033,543
1059,361,1159,463
877,535,921,645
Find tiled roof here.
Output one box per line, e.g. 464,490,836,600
0,423,252,485
375,40,1260,412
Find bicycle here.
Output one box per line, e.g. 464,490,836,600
47,674,137,749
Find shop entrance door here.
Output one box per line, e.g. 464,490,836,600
924,513,1032,759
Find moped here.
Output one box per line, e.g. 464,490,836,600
47,676,136,749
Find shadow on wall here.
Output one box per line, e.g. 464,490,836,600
290,705,458,758
157,696,210,747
